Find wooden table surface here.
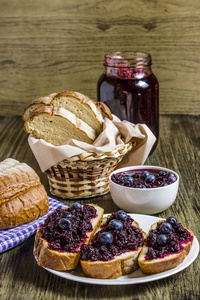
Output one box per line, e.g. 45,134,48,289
0,114,199,300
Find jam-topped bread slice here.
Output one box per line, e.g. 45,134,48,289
34,203,104,271
80,210,146,279
138,217,194,275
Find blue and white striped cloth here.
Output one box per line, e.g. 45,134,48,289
0,197,68,253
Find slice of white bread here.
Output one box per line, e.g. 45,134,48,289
22,93,57,121
138,221,194,275
52,91,105,134
0,158,49,229
24,106,97,145
23,91,111,135
80,215,146,279
33,204,104,271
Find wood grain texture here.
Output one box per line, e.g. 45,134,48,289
0,0,200,115
0,115,199,300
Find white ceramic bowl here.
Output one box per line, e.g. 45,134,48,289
109,165,179,214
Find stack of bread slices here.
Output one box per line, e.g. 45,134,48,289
23,91,112,146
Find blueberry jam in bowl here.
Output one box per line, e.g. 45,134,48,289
109,166,179,214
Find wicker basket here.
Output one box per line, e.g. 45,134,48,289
45,141,134,199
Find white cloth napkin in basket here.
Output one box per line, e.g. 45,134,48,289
28,115,156,172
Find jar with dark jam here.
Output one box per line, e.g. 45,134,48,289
97,51,159,153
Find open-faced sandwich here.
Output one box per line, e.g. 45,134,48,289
80,210,146,279
34,202,104,271
138,217,194,274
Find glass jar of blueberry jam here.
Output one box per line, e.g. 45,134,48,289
97,51,159,153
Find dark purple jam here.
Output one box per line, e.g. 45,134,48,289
39,205,97,253
146,221,192,260
111,168,177,189
97,74,158,138
97,52,159,154
80,212,144,262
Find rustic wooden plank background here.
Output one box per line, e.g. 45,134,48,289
0,0,200,116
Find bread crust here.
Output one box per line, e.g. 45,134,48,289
138,221,194,275
80,217,146,279
34,204,104,271
0,158,49,229
96,101,113,120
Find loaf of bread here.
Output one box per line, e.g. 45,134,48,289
24,106,97,145
34,203,104,271
80,211,146,279
138,219,194,275
0,158,49,229
23,91,112,134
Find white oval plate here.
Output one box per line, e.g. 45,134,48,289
42,214,199,285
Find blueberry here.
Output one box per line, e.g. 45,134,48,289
70,202,83,210
58,218,71,231
116,210,128,221
160,222,173,234
109,219,123,231
97,232,113,245
166,216,177,226
141,171,150,179
124,176,134,186
167,171,175,178
157,234,168,246
159,171,167,177
168,175,176,183
61,210,73,220
145,174,156,183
